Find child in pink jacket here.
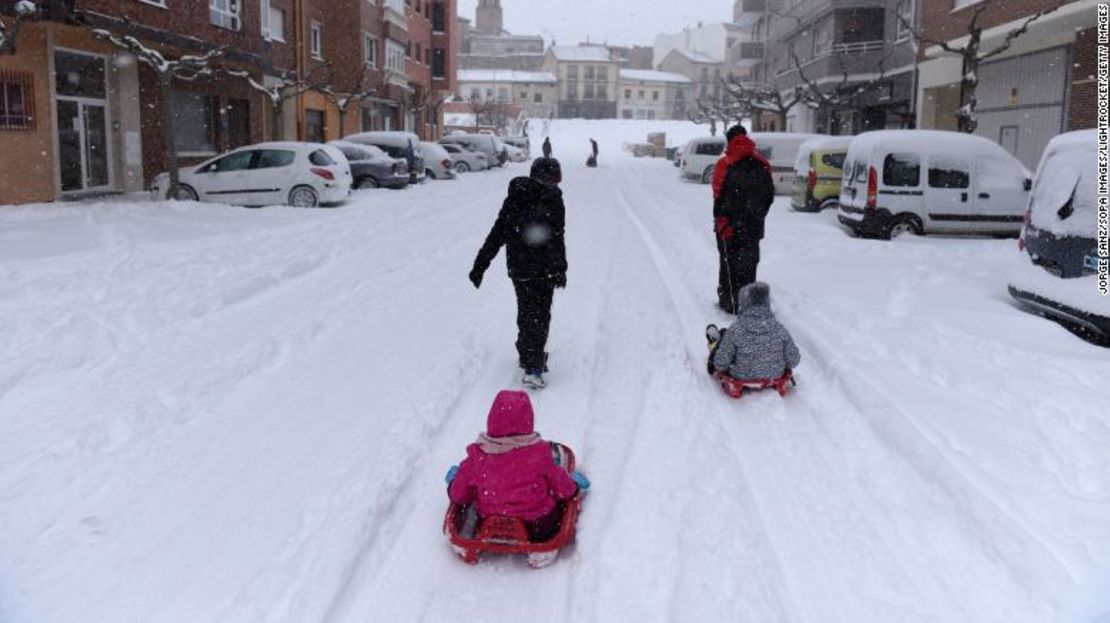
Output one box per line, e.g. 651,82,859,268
447,390,587,541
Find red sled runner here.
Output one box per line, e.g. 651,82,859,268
443,443,582,568
706,323,796,399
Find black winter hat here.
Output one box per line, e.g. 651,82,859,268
739,281,770,308
530,157,562,185
726,125,747,141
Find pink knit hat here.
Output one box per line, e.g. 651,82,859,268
486,390,535,438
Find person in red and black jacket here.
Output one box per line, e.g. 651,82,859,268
711,126,775,314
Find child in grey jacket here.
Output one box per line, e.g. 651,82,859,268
710,282,800,380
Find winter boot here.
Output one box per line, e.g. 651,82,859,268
527,550,559,568
705,324,722,376
522,369,546,390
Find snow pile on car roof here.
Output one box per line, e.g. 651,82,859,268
1028,129,1096,238
794,136,854,173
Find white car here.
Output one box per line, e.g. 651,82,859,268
749,132,826,195
503,143,527,163
155,142,351,207
680,136,726,183
441,142,489,172
838,130,1031,239
421,141,458,180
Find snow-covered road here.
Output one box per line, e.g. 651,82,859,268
2,121,1109,623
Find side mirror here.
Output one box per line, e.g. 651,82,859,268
1023,178,1032,191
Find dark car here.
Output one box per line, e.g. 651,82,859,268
329,141,409,190
1009,129,1108,345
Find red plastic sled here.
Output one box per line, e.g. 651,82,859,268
715,369,795,398
443,443,581,568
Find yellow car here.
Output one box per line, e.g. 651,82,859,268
791,136,853,212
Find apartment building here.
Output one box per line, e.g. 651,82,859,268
0,0,457,205
657,48,725,100
457,69,556,118
617,69,692,120
916,0,1095,169
541,45,620,119
755,0,917,134
457,0,544,71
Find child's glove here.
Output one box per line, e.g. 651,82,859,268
445,464,459,485
572,470,590,492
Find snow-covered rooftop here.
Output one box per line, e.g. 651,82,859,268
619,69,691,84
675,49,721,64
548,45,612,62
457,70,557,84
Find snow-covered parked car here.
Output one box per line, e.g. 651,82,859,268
838,130,1031,240
502,135,531,159
1008,129,1107,345
503,143,527,163
154,142,351,207
750,132,825,195
440,133,507,167
421,142,458,180
343,131,426,184
329,140,409,190
680,136,726,183
441,142,489,172
791,136,853,212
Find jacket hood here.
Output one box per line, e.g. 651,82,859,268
724,135,758,161
739,282,770,308
508,175,559,198
486,390,535,438
736,282,775,334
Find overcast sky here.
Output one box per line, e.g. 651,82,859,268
456,1,732,48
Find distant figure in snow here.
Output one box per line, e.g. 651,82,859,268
712,125,775,314
586,138,598,168
708,282,800,380
469,157,567,389
542,136,552,158
446,390,588,542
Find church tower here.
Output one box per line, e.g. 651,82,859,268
475,0,503,35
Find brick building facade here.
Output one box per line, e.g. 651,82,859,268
0,0,456,205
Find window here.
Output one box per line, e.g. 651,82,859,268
533,92,543,103
210,0,241,31
597,66,608,81
567,65,578,79
928,158,970,189
364,34,378,67
896,0,913,38
584,83,594,99
652,91,659,101
695,141,725,156
268,7,286,41
1,72,35,130
624,89,631,99
432,48,446,77
821,152,846,169
597,84,607,99
386,0,404,12
497,87,508,102
637,89,644,100
469,87,480,100
256,150,295,168
55,51,106,99
171,91,216,153
518,91,527,100
585,66,595,80
309,149,337,165
565,82,576,100
883,153,920,187
305,109,325,143
386,40,406,73
207,150,254,172
432,2,446,31
227,98,250,148
310,22,323,59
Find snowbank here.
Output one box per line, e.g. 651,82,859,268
527,118,714,156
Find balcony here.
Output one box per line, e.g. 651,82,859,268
830,40,884,55
729,41,765,68
733,0,765,27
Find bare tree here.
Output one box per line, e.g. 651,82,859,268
318,64,378,138
223,66,325,140
91,28,225,198
687,88,746,136
788,45,899,132
404,85,451,139
468,94,509,133
0,0,38,56
897,0,1064,133
722,77,807,132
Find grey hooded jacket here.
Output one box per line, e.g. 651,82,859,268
712,282,801,379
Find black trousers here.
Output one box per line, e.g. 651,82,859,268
513,278,555,371
717,237,760,309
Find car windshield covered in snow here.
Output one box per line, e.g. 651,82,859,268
1029,130,1097,237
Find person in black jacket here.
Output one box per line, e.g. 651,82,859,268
712,125,775,313
469,157,567,389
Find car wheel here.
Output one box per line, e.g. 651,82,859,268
171,184,198,201
702,166,714,184
356,177,379,190
288,185,319,207
884,214,922,240
455,161,470,173
818,198,839,211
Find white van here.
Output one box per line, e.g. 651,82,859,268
680,136,726,183
838,130,1031,240
748,132,825,195
343,131,426,184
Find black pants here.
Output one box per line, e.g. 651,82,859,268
513,278,555,371
526,505,563,542
717,237,760,310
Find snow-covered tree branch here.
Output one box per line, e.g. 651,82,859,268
318,63,378,138
223,65,327,140
0,0,39,56
789,43,897,117
722,76,806,132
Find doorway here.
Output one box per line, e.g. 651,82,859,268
54,50,112,193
